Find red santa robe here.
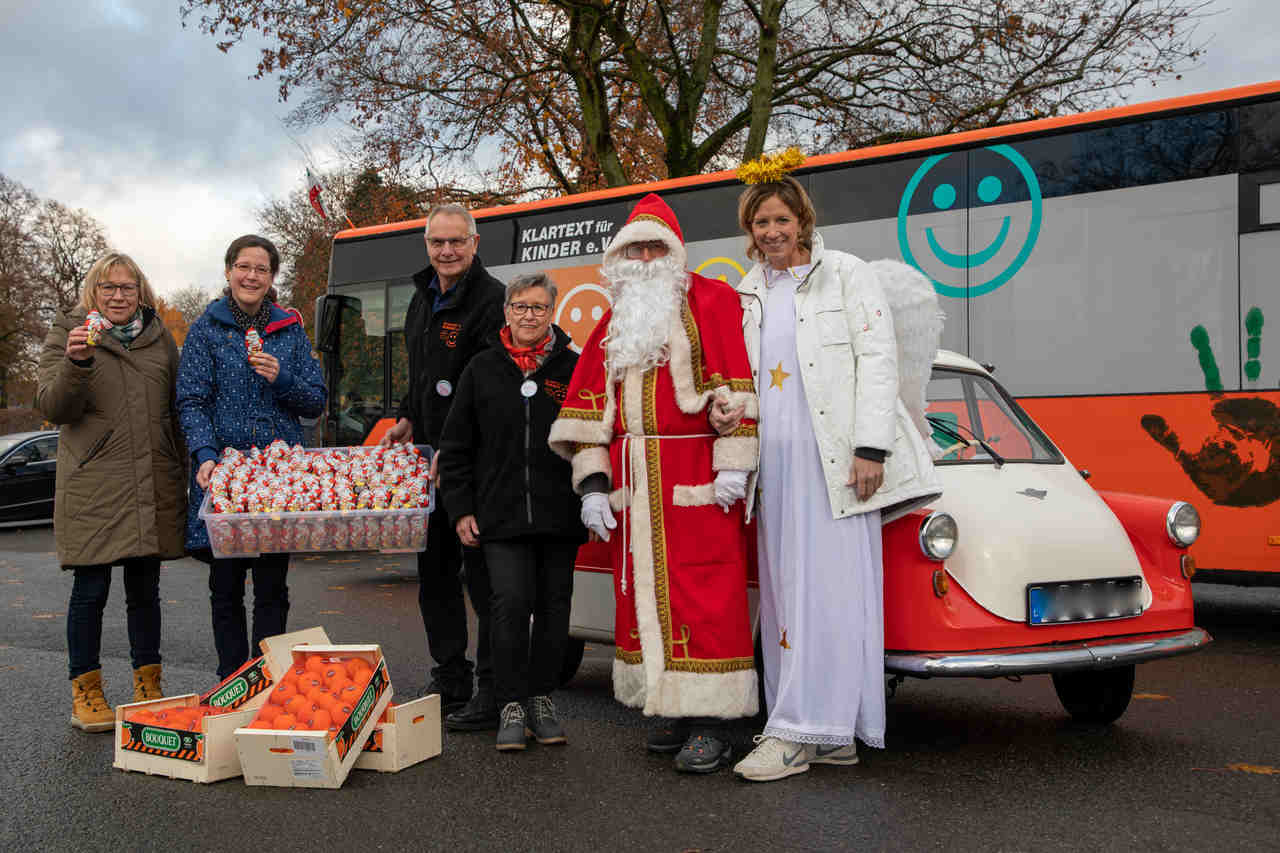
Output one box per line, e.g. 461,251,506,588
549,272,761,719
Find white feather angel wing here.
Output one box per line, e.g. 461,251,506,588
868,259,944,441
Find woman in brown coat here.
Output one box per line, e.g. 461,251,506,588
36,252,187,732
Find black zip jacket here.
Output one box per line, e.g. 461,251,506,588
397,257,506,446
438,325,586,544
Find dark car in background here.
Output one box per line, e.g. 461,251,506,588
0,430,59,526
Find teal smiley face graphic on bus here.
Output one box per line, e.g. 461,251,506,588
897,144,1042,298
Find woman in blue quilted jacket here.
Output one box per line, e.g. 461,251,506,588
176,234,326,679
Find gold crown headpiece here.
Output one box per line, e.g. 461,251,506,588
737,147,806,185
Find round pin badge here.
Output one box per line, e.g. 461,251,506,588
436,380,453,397
520,380,538,398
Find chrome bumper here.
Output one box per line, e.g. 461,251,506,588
884,627,1211,678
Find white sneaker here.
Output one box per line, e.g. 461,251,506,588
808,741,859,765
732,735,809,782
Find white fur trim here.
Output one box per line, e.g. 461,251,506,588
665,302,716,415
603,219,687,271
612,658,647,709
672,483,715,506
548,381,617,460
608,487,631,512
713,436,759,472
646,668,758,720
570,445,612,493
719,387,760,421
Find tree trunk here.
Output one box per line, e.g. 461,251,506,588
743,0,784,160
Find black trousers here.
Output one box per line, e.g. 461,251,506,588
418,506,491,695
483,539,577,707
209,554,289,680
66,557,162,680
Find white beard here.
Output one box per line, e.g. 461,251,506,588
601,254,688,377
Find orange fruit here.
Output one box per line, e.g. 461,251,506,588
273,713,297,729
325,673,351,694
334,683,363,704
129,709,158,725
304,656,326,675
270,681,297,705
295,677,322,697
256,703,282,724
310,709,332,731
321,662,345,683
331,702,354,724
289,663,309,680
249,720,276,730
344,659,369,679
284,695,310,717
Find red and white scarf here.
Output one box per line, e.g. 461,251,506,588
500,327,552,373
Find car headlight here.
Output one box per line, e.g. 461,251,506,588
1166,501,1200,547
918,512,958,561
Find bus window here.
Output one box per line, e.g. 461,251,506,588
331,282,387,446
388,278,414,331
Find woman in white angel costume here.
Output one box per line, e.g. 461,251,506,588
713,161,943,782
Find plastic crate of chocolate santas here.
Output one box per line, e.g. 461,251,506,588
198,440,434,559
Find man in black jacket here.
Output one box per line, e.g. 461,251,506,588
382,203,505,728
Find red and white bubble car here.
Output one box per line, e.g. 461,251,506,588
563,349,1210,724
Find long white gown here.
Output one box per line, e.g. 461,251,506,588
757,264,886,749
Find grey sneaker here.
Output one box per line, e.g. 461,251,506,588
525,695,567,745
808,741,859,765
732,735,809,782
496,702,528,752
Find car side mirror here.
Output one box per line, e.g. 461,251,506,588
1078,469,1092,480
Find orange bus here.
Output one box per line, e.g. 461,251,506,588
318,80,1280,584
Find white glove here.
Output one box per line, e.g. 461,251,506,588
713,469,749,511
581,492,617,541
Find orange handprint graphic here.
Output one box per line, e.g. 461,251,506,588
1141,308,1277,507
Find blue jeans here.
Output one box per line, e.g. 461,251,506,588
209,554,290,680
66,558,162,680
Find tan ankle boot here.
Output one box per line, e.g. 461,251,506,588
71,670,115,732
133,664,163,702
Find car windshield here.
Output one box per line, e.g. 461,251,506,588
925,369,1063,464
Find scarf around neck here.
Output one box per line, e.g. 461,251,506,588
501,326,553,374
225,288,274,334
106,310,145,348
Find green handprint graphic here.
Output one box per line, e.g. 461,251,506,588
1141,307,1278,508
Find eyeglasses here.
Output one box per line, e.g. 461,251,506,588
97,283,138,296
508,302,550,317
427,237,474,250
232,262,273,276
623,240,669,260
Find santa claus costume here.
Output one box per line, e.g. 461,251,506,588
549,194,761,755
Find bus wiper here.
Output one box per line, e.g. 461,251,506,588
925,414,1006,468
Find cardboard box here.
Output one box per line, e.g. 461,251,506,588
200,625,332,713
354,694,442,773
113,695,256,783
235,644,393,789
113,626,330,783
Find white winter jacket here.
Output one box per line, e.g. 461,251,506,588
737,233,941,522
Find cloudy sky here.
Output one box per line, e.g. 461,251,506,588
1,0,1276,299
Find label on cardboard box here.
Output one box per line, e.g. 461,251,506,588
119,721,205,763
291,759,324,779
334,662,389,761
201,656,272,709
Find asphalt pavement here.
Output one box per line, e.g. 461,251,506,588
2,524,1277,852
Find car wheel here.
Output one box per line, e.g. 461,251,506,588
1051,665,1136,724
559,637,586,687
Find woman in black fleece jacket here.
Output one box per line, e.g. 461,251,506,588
438,271,586,752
